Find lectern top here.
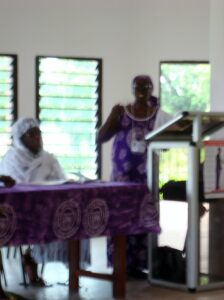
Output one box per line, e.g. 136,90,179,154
145,111,224,142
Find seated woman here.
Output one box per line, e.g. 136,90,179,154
0,118,65,183
0,118,90,286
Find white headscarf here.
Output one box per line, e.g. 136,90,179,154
0,118,66,183
12,118,40,150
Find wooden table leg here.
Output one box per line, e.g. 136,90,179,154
113,235,126,298
68,239,80,292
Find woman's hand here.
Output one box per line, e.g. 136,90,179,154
97,104,124,143
0,175,16,187
110,104,124,120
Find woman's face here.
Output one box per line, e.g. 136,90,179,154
20,126,42,154
133,78,153,103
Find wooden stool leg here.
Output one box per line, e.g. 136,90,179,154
19,246,28,287
40,263,45,275
13,247,18,258
69,239,80,292
0,250,7,287
113,235,126,298
1,269,7,287
6,247,10,259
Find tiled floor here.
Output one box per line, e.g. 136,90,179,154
2,202,224,300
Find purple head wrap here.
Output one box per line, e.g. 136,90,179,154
132,75,153,89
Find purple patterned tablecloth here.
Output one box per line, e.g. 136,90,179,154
0,181,160,247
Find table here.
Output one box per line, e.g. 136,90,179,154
0,181,160,297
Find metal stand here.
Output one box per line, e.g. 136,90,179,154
146,111,224,291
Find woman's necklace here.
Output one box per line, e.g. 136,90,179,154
131,103,151,119
130,104,147,154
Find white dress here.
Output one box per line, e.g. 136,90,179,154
0,145,90,267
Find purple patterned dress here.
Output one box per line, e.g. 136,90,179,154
108,106,158,271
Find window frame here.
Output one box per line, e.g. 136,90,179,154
35,55,102,179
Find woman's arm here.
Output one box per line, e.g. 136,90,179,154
97,104,124,143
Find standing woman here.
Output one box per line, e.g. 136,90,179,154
97,75,171,277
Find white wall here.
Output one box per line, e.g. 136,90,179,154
0,0,210,179
209,0,224,138
210,0,224,111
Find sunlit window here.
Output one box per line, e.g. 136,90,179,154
159,61,210,185
36,56,102,180
160,62,210,114
0,54,17,158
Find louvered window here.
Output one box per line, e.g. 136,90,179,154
0,54,17,158
36,56,102,179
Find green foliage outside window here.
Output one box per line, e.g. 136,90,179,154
159,62,210,186
160,63,210,114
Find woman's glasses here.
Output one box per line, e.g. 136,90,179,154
133,84,153,91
